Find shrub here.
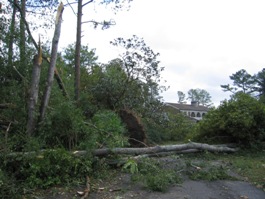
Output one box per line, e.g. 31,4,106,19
2,149,92,189
193,93,265,148
129,158,181,192
162,112,195,141
81,110,128,148
38,101,89,150
0,168,19,199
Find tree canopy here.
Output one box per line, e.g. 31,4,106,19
221,68,265,102
221,69,256,94
187,88,212,106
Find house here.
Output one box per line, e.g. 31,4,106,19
165,101,209,121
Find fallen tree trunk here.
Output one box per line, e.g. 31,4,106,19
73,142,238,157
4,142,238,158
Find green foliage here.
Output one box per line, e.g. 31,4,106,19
221,69,256,94
2,149,91,189
220,68,265,100
63,43,98,71
91,157,112,179
144,108,194,143
162,112,194,142
177,91,186,103
187,166,232,181
122,158,138,174
38,101,89,150
143,117,164,143
0,168,19,199
87,110,128,148
223,151,265,190
187,88,212,106
193,93,265,148
130,158,181,192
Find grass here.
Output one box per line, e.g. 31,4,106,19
182,150,265,190
129,157,182,192
221,151,265,190
126,149,265,192
14,149,265,198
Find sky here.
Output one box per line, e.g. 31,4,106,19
58,0,265,106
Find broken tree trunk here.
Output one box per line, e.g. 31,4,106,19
13,0,68,98
26,37,42,136
39,2,64,123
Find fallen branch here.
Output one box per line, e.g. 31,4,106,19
77,176,90,199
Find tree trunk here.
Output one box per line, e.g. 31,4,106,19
39,2,64,122
26,38,42,136
4,142,238,159
74,0,82,102
19,0,26,70
12,0,68,99
8,0,16,67
73,142,238,157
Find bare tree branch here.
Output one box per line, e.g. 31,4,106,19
65,0,77,16
10,0,38,49
82,19,116,29
82,0,94,7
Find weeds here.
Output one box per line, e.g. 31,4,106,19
127,158,182,192
222,151,265,190
187,166,234,181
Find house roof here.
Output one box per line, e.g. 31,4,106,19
166,102,209,112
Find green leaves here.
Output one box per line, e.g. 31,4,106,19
187,88,212,106
220,68,265,98
1,149,92,190
122,158,138,174
90,110,128,148
194,93,265,148
110,35,164,83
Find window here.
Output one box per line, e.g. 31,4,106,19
197,112,201,117
191,112,195,117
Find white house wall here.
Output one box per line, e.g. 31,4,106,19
180,110,207,121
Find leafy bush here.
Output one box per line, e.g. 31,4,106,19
162,112,194,141
2,149,92,189
82,110,128,148
130,158,181,192
187,166,232,181
38,101,89,150
192,93,265,148
0,168,19,199
143,117,164,143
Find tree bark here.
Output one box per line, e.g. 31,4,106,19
4,142,238,159
39,2,64,122
8,0,16,67
19,0,26,69
73,142,238,157
26,38,42,136
74,0,82,102
11,0,68,98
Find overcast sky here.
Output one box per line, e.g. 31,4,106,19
59,0,265,106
